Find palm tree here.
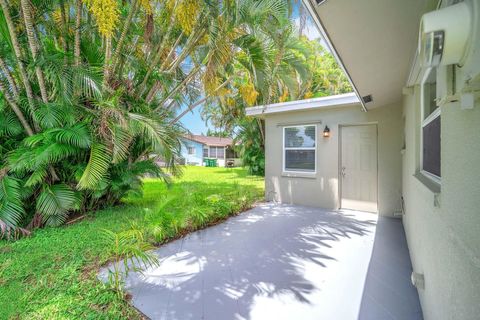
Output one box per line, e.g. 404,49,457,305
0,0,37,113
0,0,185,237
21,0,49,103
0,0,321,237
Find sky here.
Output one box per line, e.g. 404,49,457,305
179,1,322,135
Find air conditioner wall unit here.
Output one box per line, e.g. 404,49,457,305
419,2,473,67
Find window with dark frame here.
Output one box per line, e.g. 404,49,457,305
421,68,441,180
187,146,195,155
283,125,316,173
207,146,225,159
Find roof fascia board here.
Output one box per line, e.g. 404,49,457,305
301,0,368,112
246,93,359,116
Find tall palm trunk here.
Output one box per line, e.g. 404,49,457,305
21,0,49,103
104,36,112,85
0,0,36,111
0,57,19,98
169,96,208,124
158,31,183,71
0,81,34,136
266,45,285,106
167,29,206,72
154,65,201,109
256,118,265,145
111,0,139,74
74,0,82,66
137,13,180,97
145,81,160,103
59,0,68,65
169,77,233,123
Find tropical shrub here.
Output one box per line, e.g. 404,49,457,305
0,0,297,237
101,225,159,297
0,0,351,237
202,34,352,176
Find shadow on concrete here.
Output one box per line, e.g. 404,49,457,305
100,204,380,319
358,217,423,320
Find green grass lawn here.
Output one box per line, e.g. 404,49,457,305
0,167,264,319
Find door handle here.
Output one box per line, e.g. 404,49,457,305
341,166,346,178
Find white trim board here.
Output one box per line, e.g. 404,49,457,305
301,0,367,112
246,93,359,117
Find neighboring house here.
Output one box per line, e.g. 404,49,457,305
180,138,204,166
180,135,241,167
247,1,480,319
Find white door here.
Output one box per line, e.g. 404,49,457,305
340,125,378,212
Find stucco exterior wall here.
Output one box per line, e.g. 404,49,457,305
264,103,403,216
402,81,480,320
180,139,204,165
401,1,480,317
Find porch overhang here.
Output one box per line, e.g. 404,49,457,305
303,0,438,109
246,92,359,118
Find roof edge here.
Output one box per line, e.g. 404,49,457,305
182,136,206,145
301,0,368,112
246,92,359,117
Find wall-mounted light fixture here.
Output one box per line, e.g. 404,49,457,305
323,126,330,138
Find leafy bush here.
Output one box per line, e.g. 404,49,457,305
101,225,159,297
235,118,265,176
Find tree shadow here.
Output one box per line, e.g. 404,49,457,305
100,204,377,320
358,217,423,320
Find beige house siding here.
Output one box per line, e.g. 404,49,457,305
402,87,480,320
264,103,403,216
400,2,480,316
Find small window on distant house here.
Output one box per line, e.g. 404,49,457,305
203,147,208,158
217,147,225,159
207,146,225,159
209,146,217,158
283,125,316,173
187,146,195,155
421,68,441,181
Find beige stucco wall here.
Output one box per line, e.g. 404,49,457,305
264,102,403,216
401,1,480,318
402,85,480,320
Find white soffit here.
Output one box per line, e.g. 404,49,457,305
246,92,359,117
304,0,437,109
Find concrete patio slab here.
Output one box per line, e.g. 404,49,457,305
99,203,422,320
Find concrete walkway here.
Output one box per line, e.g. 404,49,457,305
100,204,422,320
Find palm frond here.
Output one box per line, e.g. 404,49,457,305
111,125,133,164
0,176,25,227
33,102,76,129
0,111,23,137
77,143,111,190
24,166,48,187
36,183,81,226
50,124,92,149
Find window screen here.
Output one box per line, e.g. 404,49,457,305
284,125,316,172
422,115,441,177
207,146,225,159
216,147,225,159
